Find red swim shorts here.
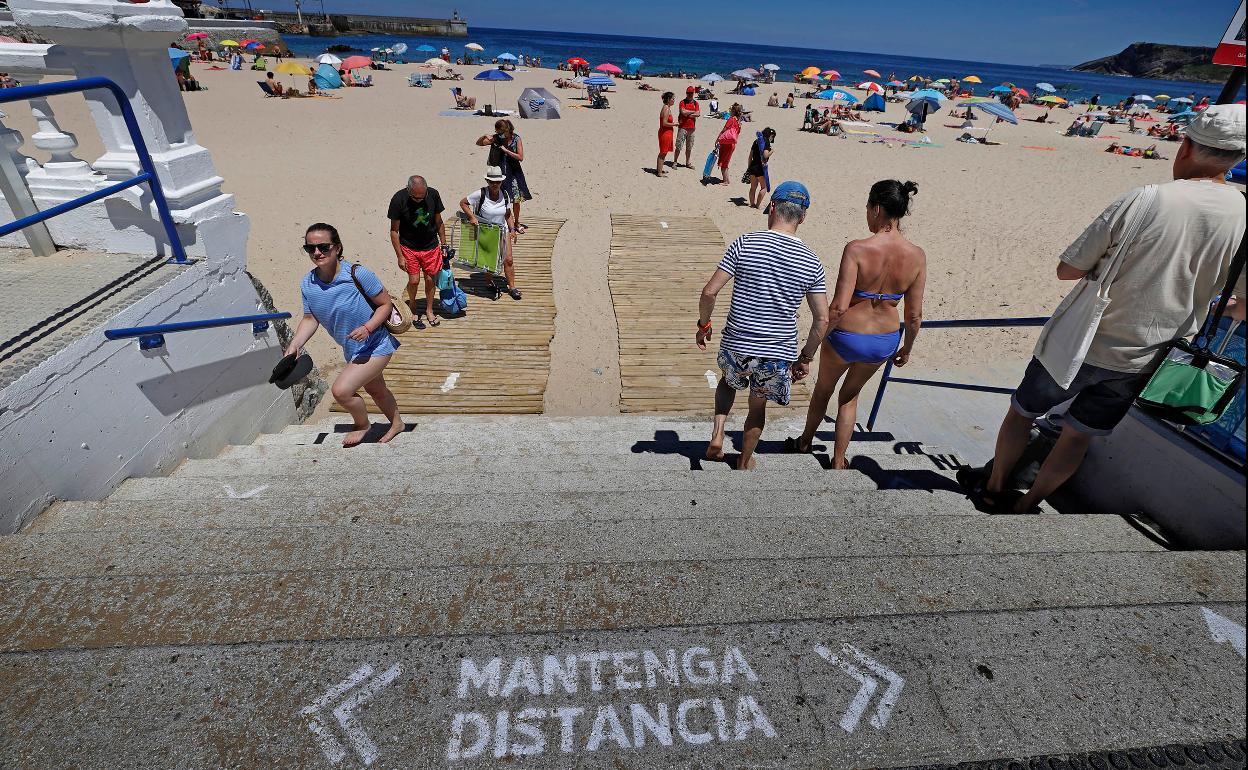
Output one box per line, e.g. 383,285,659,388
401,244,441,276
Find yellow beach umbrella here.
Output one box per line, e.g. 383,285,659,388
275,61,311,76
963,75,982,83
801,66,821,76
1154,94,1170,100
219,39,239,47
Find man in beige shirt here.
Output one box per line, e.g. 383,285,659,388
966,104,1246,514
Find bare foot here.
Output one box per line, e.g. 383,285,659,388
705,443,725,462
342,425,369,448
831,455,850,470
737,455,757,470
379,420,406,443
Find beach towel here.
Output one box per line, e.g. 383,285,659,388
1023,146,1056,151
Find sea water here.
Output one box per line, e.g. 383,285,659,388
282,27,1241,105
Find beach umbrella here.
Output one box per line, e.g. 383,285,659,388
466,43,484,51
219,39,239,47
1172,97,1193,104
959,96,995,103
857,81,883,93
239,38,259,46
627,57,645,68
906,97,940,116
935,78,950,83
424,57,449,67
415,44,436,53
584,75,616,86
1036,95,1066,104
244,42,264,50
959,99,1017,124
371,47,382,52
815,88,858,103
316,53,342,67
894,90,915,99
731,69,755,79
762,64,779,71
474,67,513,104
963,75,982,83
911,88,946,101
185,32,208,41
1154,95,1171,101
567,57,588,66
393,43,408,55
1132,94,1154,102
275,60,311,88
863,68,881,78
990,85,1012,93
168,48,190,64
1035,82,1056,92
340,55,371,70
701,73,724,83
887,79,905,87
1016,88,1029,98
498,52,518,62
907,75,924,81
596,63,622,73
821,69,841,79
801,66,821,77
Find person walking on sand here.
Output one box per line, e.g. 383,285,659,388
747,128,775,208
476,119,531,234
787,180,927,468
388,175,447,328
287,223,404,448
962,104,1247,515
656,91,676,176
673,85,701,169
697,181,829,470
460,166,522,300
710,104,742,184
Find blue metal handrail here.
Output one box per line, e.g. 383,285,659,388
105,312,290,351
0,77,191,265
865,316,1049,430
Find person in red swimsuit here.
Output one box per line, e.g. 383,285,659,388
712,103,743,184
656,91,676,177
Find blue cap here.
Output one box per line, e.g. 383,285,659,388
770,181,811,209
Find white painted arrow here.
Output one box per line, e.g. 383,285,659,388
223,484,267,499
815,642,904,734
440,372,460,393
1202,607,1246,659
302,662,402,766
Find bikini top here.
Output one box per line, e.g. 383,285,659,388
853,289,904,301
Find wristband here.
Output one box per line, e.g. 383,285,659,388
697,320,712,333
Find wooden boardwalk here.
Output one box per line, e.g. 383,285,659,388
333,217,564,415
609,214,814,414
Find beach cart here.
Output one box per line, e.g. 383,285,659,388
452,213,507,300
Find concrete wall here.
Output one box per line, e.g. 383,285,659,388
0,215,295,533
184,19,287,55
250,9,467,37
1065,408,1246,549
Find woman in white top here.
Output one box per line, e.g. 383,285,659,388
459,166,521,300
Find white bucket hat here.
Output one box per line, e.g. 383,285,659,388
484,165,506,182
1185,103,1246,156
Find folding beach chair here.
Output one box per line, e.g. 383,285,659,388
1080,120,1105,137
453,214,507,300
409,72,432,87
257,81,280,98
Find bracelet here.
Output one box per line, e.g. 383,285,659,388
798,351,814,364
697,320,712,332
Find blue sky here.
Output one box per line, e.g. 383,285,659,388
255,0,1242,65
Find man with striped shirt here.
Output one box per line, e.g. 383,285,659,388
696,181,829,469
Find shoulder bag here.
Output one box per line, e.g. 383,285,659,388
351,263,412,335
1035,184,1157,389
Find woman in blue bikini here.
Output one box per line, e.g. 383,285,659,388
787,180,926,468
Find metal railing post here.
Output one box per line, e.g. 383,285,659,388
866,355,895,432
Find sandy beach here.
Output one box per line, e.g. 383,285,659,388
19,60,1181,415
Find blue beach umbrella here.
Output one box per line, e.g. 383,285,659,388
910,88,946,102
626,56,644,75
497,52,517,62
815,88,858,103
584,75,616,86
1035,82,1056,93
415,44,437,52
989,85,1013,94
473,67,514,104
701,73,724,83
168,47,190,63
959,99,1018,124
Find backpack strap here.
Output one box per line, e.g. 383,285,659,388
349,263,378,310
475,186,510,217
474,186,487,217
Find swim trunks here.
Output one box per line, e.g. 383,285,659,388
717,349,792,406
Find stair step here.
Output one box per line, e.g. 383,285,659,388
169,451,959,478
111,466,963,501
33,489,1016,533
2,603,1241,768
2,551,1240,653
0,514,1160,580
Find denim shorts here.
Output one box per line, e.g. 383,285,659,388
1011,357,1152,436
718,349,792,406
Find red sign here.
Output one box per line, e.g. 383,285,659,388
1213,0,1246,67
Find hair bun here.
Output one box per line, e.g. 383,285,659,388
902,181,919,197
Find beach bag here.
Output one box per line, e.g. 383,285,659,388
350,263,412,335
1135,234,1246,426
1034,184,1156,389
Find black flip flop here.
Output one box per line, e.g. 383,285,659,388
783,436,812,454
427,316,440,327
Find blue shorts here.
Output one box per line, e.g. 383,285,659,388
347,331,399,364
718,349,792,406
1011,357,1152,436
827,328,901,364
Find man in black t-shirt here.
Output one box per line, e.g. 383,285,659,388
388,175,447,327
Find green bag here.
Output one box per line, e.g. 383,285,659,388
1136,231,1245,426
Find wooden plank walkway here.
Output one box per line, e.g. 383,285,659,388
333,217,564,415
609,214,814,414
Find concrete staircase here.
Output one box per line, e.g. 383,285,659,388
2,415,1244,769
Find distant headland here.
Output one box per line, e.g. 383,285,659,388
1072,42,1226,84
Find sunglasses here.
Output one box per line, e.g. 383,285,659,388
302,243,336,255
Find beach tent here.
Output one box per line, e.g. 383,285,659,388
518,87,562,119
314,62,343,90
815,88,858,103
861,92,886,112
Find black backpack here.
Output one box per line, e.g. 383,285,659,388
474,186,511,218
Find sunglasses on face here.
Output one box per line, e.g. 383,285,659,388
303,243,335,255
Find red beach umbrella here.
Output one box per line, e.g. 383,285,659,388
595,63,623,74
239,38,259,45
863,68,881,78
1016,88,1029,98
340,55,372,70
185,32,209,41
567,57,588,66
822,69,840,79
